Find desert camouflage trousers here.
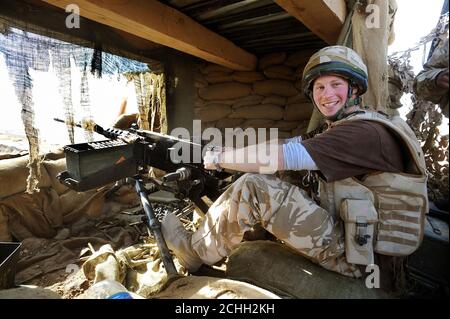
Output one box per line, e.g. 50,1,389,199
191,173,362,278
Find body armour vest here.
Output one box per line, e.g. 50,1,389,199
316,110,428,264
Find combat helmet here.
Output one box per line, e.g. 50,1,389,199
302,45,368,120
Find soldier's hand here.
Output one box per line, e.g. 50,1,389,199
203,149,223,171
436,69,449,89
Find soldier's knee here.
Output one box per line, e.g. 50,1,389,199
238,173,261,185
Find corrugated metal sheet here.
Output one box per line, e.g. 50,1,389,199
161,0,327,56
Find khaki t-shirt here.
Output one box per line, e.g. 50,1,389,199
301,120,404,182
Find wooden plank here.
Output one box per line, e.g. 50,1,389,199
41,0,257,70
0,0,164,67
274,0,346,44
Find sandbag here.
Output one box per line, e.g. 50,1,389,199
0,188,63,239
0,207,11,241
262,95,287,106
195,98,207,108
285,49,317,67
287,94,309,105
215,118,245,129
263,65,295,81
227,241,389,298
284,103,313,121
194,73,208,88
229,104,284,120
200,64,233,75
82,244,126,284
253,80,298,97
199,83,252,100
154,276,280,299
232,95,264,108
232,71,265,83
194,105,232,122
204,72,234,84
259,52,287,70
43,158,68,195
242,119,275,129
0,155,52,199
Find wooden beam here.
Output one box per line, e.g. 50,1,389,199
41,0,257,70
1,0,164,67
275,0,346,44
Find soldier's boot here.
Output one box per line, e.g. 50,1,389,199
161,213,203,273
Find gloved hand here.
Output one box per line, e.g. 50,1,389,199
203,148,223,171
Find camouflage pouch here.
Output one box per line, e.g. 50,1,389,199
340,199,378,265
373,190,426,256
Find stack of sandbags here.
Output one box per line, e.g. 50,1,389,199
194,51,315,143
0,150,109,241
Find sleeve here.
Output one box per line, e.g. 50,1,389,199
284,136,302,144
413,38,448,104
282,142,318,171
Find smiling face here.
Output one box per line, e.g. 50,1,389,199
312,75,350,118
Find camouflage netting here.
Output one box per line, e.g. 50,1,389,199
388,13,449,203
0,15,163,193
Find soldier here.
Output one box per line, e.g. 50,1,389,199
413,37,449,117
161,46,428,281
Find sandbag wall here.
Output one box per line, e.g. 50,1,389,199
194,51,315,143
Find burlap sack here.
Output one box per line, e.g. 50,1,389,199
82,244,126,284
259,52,287,70
253,80,298,97
154,276,280,299
195,98,207,108
0,207,11,241
227,241,388,299
204,72,234,84
199,83,252,100
273,120,299,131
285,49,317,67
294,79,303,92
262,95,286,106
284,103,313,121
202,121,216,129
232,95,264,108
43,158,68,195
215,118,245,129
287,94,309,105
206,98,236,106
0,188,63,239
0,155,52,199
200,64,233,75
294,64,307,79
195,73,208,88
229,104,284,120
242,119,274,129
194,105,232,122
232,71,265,83
263,65,295,81
351,0,397,112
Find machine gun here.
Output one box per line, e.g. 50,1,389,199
55,118,231,276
